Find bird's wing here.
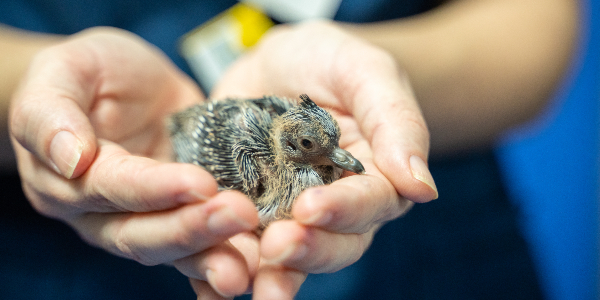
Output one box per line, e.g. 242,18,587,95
233,105,273,196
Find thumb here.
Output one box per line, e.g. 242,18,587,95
339,47,438,203
10,45,98,179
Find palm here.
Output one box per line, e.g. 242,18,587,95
76,32,203,160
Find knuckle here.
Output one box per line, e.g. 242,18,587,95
167,226,198,255
312,234,365,274
113,222,158,266
21,182,54,217
172,207,212,252
400,109,430,147
21,179,74,219
379,195,409,223
347,235,368,265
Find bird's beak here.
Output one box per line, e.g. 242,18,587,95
329,148,366,175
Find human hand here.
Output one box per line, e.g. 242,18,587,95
211,20,438,299
9,27,261,298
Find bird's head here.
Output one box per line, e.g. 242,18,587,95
271,94,365,174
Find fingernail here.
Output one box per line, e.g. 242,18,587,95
205,269,233,298
266,242,308,265
207,207,254,235
49,131,83,179
409,155,438,200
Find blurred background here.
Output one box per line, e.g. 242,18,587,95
1,0,598,299
496,1,599,298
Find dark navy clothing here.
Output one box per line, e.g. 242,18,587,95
1,1,545,299
1,179,196,300
2,0,237,80
0,0,442,82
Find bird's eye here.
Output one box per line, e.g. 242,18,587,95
301,139,313,149
297,137,316,151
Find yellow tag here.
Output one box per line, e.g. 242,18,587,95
179,3,274,92
229,3,274,48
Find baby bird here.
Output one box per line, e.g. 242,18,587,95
168,94,365,227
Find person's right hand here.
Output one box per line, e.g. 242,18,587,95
211,20,437,299
9,27,260,298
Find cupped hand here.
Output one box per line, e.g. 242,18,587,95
9,27,260,298
211,20,438,299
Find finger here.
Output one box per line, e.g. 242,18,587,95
176,233,261,297
332,42,438,202
260,220,373,274
189,279,233,300
18,139,222,218
82,140,222,213
251,263,307,300
228,232,262,283
175,242,250,298
9,41,102,179
292,171,413,234
70,190,259,266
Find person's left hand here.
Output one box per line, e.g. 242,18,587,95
9,27,262,299
211,20,437,299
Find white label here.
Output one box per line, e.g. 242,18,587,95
241,0,342,22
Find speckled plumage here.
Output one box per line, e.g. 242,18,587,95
168,94,364,227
